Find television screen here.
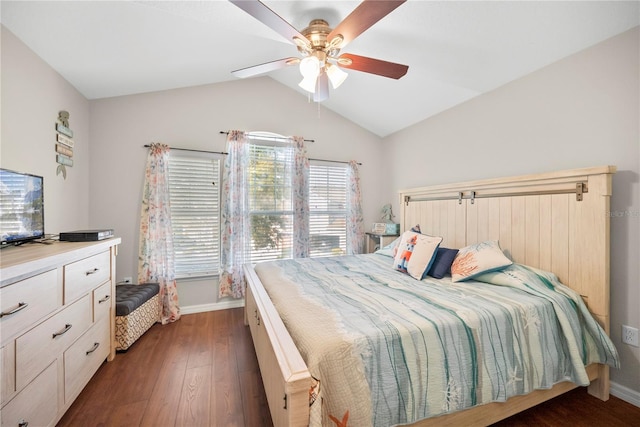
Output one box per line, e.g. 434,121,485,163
0,168,45,245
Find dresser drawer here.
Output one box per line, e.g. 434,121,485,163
0,342,15,406
64,251,110,303
15,294,91,390
93,280,112,322
0,361,57,427
64,315,110,403
0,269,60,345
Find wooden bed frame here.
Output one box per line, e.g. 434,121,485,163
243,165,616,427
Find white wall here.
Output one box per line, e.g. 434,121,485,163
382,27,640,397
1,26,90,233
88,77,385,309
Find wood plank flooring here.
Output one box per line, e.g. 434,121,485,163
58,309,272,427
58,309,640,426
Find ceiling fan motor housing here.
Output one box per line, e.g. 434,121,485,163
299,19,343,60
303,19,330,46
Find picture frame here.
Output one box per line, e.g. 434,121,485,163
385,223,400,235
372,223,386,234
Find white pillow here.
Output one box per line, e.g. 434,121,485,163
375,237,400,257
393,231,443,280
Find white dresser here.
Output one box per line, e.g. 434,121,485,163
0,238,120,427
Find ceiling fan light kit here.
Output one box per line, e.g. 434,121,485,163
230,0,409,102
298,56,320,92
326,64,348,89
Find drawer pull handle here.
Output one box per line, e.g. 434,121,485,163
0,302,28,318
52,323,72,338
18,420,28,427
85,268,99,275
256,316,260,326
254,309,257,318
98,295,111,304
86,342,100,355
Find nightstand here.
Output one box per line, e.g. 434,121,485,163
365,232,400,253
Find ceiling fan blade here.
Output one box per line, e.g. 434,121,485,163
229,0,310,49
337,53,408,79
232,57,299,79
328,0,406,49
313,72,329,102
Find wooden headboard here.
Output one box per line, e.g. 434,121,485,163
399,166,616,333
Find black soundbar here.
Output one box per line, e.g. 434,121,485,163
59,229,114,242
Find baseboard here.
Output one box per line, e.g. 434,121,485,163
610,381,640,408
180,299,245,315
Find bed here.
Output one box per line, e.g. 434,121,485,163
243,165,618,426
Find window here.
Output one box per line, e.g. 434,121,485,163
247,143,294,262
167,153,221,278
245,143,349,263
167,139,352,274
309,163,347,257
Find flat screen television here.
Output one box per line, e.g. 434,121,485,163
0,168,45,245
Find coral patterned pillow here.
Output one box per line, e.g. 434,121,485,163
451,240,512,282
394,230,443,280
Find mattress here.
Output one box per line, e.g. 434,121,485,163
253,253,619,427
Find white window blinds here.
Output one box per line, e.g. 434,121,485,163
309,163,347,257
167,153,221,278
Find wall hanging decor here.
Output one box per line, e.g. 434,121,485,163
55,110,74,178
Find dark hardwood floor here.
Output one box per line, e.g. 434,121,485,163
58,309,640,427
58,309,273,427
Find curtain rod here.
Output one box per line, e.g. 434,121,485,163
143,144,227,156
218,130,315,143
143,144,362,166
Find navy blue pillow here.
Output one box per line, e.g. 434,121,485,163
427,247,459,279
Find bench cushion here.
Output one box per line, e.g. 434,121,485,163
115,284,159,316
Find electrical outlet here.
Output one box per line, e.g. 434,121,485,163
622,325,639,347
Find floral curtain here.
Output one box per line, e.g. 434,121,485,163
138,142,180,324
219,130,250,299
346,160,365,255
292,136,309,258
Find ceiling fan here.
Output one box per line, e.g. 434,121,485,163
230,0,409,102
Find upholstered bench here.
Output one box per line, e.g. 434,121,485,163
115,283,160,351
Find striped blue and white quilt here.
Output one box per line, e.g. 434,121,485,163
254,254,619,427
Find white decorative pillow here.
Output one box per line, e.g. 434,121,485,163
392,224,422,257
394,231,443,280
450,240,512,282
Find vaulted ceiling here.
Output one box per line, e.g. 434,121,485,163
2,1,638,137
